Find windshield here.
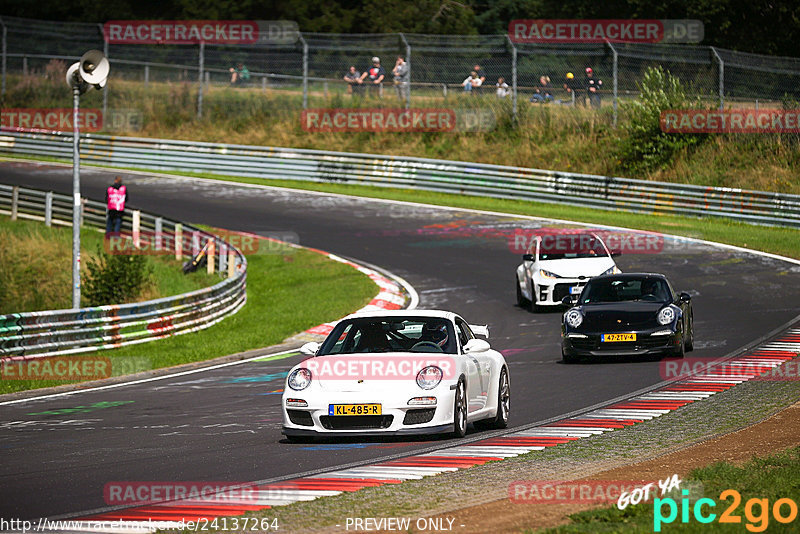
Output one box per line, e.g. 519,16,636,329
538,234,609,261
580,277,671,304
318,317,457,355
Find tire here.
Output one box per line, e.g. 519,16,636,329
562,349,579,364
452,379,467,438
685,313,694,352
516,279,530,310
487,368,510,429
673,336,686,359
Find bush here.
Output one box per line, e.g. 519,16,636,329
618,66,707,173
83,246,153,306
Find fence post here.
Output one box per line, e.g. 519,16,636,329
154,216,162,251
299,33,308,109
132,209,140,247
506,35,518,123
205,70,210,89
1,18,6,97
219,241,227,273
606,40,618,127
443,83,447,99
228,250,236,278
144,64,149,87
261,76,266,91
22,55,27,76
399,33,411,109
10,185,18,220
207,239,215,274
197,41,205,119
175,223,182,260
45,191,53,226
711,47,724,109
323,80,328,98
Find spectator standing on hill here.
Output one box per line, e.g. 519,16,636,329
360,56,385,98
105,176,128,235
229,63,250,86
393,56,410,102
585,67,603,108
343,66,362,96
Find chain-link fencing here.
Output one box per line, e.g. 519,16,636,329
2,15,800,127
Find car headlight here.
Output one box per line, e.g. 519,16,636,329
287,368,312,391
565,309,583,328
416,366,443,390
539,269,561,279
657,307,676,325
602,265,622,275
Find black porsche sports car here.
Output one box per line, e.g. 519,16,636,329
560,273,694,363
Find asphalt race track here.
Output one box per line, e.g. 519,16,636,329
2,161,800,521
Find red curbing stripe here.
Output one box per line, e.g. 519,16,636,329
561,418,643,425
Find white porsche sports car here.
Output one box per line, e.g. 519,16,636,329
281,310,509,441
516,232,621,311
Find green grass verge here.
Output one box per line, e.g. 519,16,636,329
0,224,377,395
537,446,800,533
0,215,216,312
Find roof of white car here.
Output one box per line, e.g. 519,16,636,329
343,309,459,321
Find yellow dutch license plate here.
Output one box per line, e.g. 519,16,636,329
602,333,636,342
329,404,382,416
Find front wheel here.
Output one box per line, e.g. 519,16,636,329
452,380,467,438
685,314,694,352
487,368,509,429
562,349,579,364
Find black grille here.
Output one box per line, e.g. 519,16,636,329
319,415,394,430
287,410,314,426
403,408,436,425
570,334,671,351
555,283,583,302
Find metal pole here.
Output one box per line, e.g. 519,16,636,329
399,33,410,110
144,64,149,87
72,85,81,309
299,34,308,109
711,47,724,109
606,40,618,127
1,19,6,97
100,24,108,121
506,35,517,123
45,191,53,226
197,41,205,118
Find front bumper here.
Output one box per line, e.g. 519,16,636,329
534,279,587,306
281,387,457,437
562,330,681,357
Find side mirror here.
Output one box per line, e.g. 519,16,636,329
561,295,574,307
679,292,692,303
300,341,320,355
464,338,490,353
522,254,534,262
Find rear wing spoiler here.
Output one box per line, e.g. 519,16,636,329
469,324,489,338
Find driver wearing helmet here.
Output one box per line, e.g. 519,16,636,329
424,323,450,350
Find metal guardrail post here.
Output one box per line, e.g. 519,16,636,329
10,185,18,220
197,41,205,119
154,216,162,251
1,18,6,97
219,241,227,273
175,223,182,260
144,64,149,87
299,33,308,109
606,40,619,128
711,47,724,109
45,191,52,226
506,35,518,123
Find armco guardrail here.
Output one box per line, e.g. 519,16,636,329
2,130,800,228
0,183,247,359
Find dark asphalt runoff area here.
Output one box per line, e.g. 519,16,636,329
2,160,800,520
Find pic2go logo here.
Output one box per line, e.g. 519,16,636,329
654,489,799,532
